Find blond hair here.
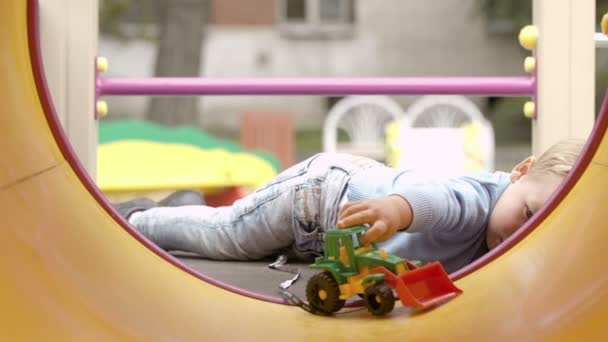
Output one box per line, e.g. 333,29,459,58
528,138,585,178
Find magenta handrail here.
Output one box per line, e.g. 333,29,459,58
97,76,535,96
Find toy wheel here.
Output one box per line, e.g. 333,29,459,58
306,272,345,314
364,283,395,316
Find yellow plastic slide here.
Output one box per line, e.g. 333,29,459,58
98,140,276,194
3,1,608,340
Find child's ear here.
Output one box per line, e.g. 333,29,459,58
509,156,537,183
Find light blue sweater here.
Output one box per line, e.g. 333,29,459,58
347,167,512,273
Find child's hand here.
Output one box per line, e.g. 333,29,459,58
337,195,413,245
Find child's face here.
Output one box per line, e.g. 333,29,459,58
486,159,564,250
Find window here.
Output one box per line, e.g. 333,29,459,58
277,0,355,39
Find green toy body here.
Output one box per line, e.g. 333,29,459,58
306,225,462,316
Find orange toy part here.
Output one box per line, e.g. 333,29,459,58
371,262,462,309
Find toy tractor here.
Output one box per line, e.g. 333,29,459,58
306,226,462,316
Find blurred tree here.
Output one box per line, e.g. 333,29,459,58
99,0,159,40
99,0,129,38
478,0,531,34
99,0,209,126
147,0,209,126
479,0,608,34
99,0,128,38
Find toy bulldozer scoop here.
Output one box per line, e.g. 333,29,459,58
306,226,462,316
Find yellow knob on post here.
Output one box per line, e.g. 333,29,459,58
523,101,535,118
96,56,109,73
96,100,108,117
602,13,608,35
524,56,536,73
519,25,538,50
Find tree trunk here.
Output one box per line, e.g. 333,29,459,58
146,0,208,126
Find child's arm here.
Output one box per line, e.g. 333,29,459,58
339,174,502,245
337,195,413,245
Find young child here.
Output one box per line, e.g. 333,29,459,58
115,139,584,273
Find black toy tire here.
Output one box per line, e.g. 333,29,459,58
306,271,345,314
364,283,395,316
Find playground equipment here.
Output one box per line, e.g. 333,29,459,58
97,120,279,203
4,0,608,340
306,226,461,316
240,111,295,170
97,140,276,194
39,0,595,173
386,95,495,173
322,95,405,161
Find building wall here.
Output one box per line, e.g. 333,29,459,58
99,1,528,132
359,1,525,77
200,26,380,130
210,0,274,26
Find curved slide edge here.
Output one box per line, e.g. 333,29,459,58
3,0,608,340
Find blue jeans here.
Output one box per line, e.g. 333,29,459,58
130,153,383,260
